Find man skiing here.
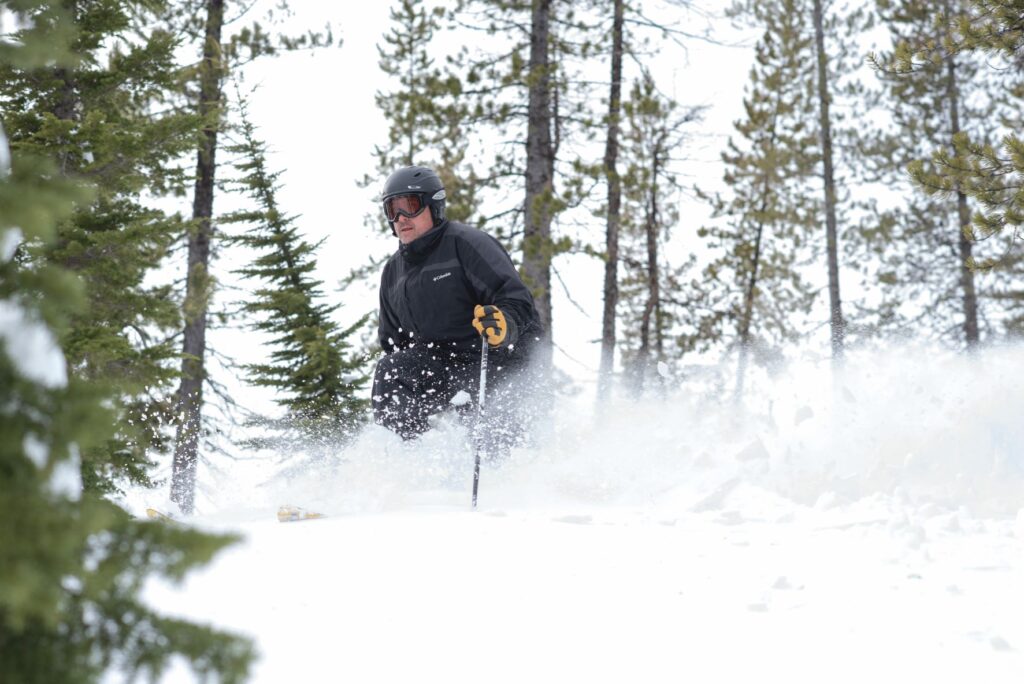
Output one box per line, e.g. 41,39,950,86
372,165,542,449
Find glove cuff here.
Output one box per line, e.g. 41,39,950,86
502,313,519,349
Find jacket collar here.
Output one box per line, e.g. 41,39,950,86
399,220,449,264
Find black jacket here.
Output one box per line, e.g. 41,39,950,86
378,220,542,355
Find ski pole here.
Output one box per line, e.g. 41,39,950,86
472,334,488,509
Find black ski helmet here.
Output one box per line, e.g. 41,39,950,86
380,165,447,233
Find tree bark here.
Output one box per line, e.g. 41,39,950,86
735,215,766,401
53,2,79,174
944,44,980,347
812,0,845,359
54,68,78,175
521,0,554,360
171,0,224,514
636,139,663,394
597,0,624,400
637,166,658,391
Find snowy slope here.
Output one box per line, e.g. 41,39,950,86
134,346,1024,683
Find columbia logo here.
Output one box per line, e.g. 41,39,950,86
433,272,452,282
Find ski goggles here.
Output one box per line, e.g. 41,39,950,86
382,193,428,222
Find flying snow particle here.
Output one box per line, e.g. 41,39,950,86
2,227,23,262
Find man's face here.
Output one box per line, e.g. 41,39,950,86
394,206,434,244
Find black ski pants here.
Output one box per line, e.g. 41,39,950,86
371,343,532,451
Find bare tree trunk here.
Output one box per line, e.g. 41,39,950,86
735,217,765,401
735,120,781,401
521,0,554,361
53,3,79,174
944,47,980,348
171,0,224,514
652,182,666,399
637,144,662,395
812,0,845,359
53,72,78,174
598,0,625,401
735,116,780,401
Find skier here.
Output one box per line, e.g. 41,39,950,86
372,165,543,452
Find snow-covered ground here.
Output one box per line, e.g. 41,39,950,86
136,345,1024,683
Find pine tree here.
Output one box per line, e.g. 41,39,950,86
169,1,334,514
812,0,847,358
451,0,598,362
521,0,557,352
617,73,706,394
226,104,369,454
726,0,870,361
597,0,625,401
0,0,199,495
593,0,714,400
896,0,1024,336
0,3,253,681
364,0,479,229
865,0,995,347
171,0,226,515
700,0,821,397
938,0,1024,247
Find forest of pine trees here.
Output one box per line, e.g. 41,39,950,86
2,0,1024,680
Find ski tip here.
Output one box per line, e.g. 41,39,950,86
277,505,326,523
145,508,176,523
